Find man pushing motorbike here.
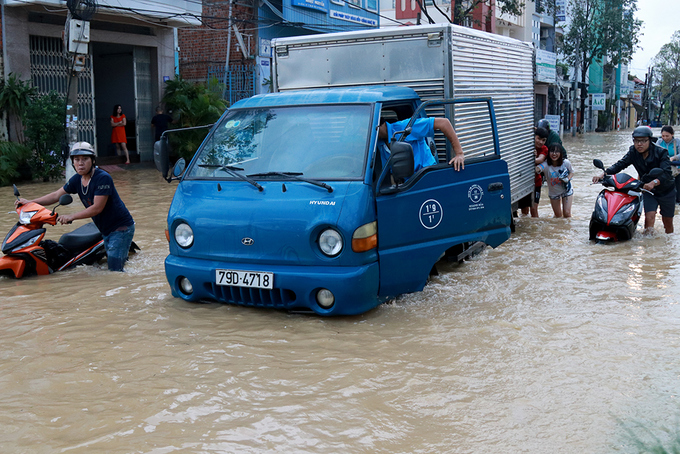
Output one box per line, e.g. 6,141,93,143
15,142,135,271
592,126,675,234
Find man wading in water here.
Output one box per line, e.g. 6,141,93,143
592,126,675,234
16,142,136,271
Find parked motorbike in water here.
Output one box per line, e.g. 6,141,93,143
0,185,139,278
589,159,663,243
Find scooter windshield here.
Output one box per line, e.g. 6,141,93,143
185,104,372,181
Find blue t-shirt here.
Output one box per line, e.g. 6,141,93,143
382,118,437,172
63,168,134,236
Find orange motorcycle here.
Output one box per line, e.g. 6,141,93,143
0,185,134,278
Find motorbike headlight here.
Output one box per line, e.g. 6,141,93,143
597,196,607,213
611,203,637,225
318,228,343,257
19,210,38,225
174,222,194,248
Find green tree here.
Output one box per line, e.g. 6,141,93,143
562,0,641,129
0,141,32,186
0,74,37,144
24,91,66,182
451,0,524,26
161,76,227,161
652,31,680,125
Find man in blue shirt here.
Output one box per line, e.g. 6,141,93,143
378,116,465,172
16,142,135,271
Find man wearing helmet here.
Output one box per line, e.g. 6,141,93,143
592,126,675,234
15,142,135,271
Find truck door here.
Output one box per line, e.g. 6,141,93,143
374,99,512,298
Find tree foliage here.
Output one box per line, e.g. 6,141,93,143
450,0,523,26
0,74,37,144
161,76,227,161
651,31,680,125
562,0,641,128
24,91,66,182
0,141,32,186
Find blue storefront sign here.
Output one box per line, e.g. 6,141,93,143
292,0,328,13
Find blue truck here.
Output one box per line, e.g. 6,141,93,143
158,86,512,315
156,25,535,315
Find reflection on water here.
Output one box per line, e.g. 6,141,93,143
1,134,680,453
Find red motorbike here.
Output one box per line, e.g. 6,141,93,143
0,185,137,278
589,159,662,243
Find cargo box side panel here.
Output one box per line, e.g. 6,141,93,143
450,31,535,205
274,27,448,96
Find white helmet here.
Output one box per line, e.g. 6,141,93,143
70,142,96,160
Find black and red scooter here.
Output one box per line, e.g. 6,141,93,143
0,185,138,278
589,159,662,243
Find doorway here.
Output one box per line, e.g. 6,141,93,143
92,42,135,159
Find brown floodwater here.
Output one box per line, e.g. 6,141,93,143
1,130,679,453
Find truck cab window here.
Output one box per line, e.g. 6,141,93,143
185,105,373,181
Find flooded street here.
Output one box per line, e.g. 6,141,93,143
1,130,679,453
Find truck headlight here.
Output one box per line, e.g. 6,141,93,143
318,228,343,257
174,222,194,248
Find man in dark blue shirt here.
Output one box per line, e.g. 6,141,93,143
17,142,135,271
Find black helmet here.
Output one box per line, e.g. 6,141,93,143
70,142,96,159
632,126,653,138
537,119,550,130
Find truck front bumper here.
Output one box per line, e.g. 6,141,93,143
164,255,383,316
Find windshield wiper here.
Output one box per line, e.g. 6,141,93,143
198,164,263,192
247,171,333,193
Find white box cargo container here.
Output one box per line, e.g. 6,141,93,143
272,23,535,207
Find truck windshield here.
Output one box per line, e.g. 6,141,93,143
185,104,372,180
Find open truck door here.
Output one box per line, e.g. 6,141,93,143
375,98,513,298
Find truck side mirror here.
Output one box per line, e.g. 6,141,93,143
154,136,171,182
172,158,186,178
390,141,414,184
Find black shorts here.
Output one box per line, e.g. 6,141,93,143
643,188,676,218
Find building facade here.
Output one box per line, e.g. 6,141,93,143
1,0,200,162
178,0,380,105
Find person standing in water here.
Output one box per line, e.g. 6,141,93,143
16,142,135,271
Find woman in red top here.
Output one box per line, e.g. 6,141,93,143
110,104,130,164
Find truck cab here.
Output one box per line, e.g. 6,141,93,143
161,86,511,315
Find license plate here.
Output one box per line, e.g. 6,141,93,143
216,269,274,289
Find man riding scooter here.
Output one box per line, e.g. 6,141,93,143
592,126,675,234
16,142,136,271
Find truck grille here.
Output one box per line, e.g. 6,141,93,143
209,284,296,308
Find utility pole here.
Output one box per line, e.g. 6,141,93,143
63,1,95,180
572,39,580,137
647,67,653,124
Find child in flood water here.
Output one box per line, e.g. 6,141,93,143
537,144,574,218
521,127,550,217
